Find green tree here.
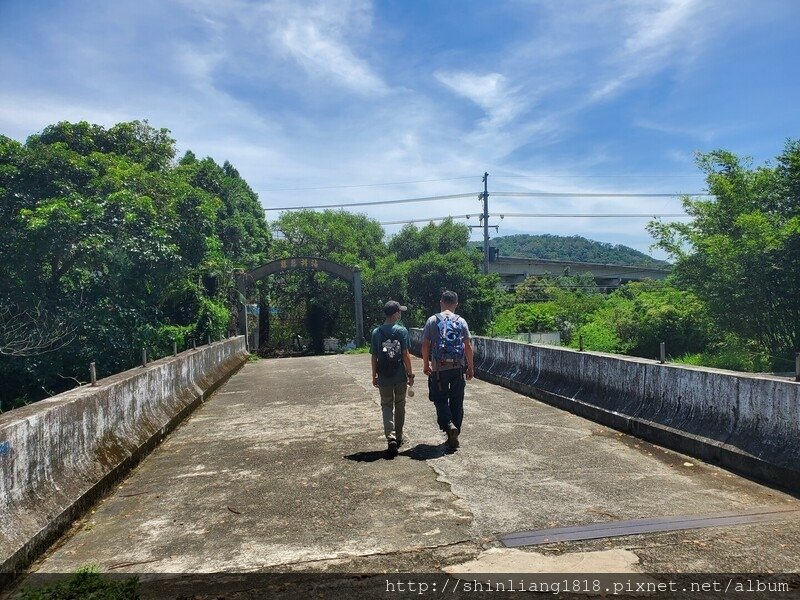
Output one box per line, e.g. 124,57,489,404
266,215,500,348
390,219,499,333
648,141,800,365
389,219,472,261
0,121,271,408
269,210,387,350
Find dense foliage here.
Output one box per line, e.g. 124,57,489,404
493,273,604,342
0,121,271,409
2,120,796,408
267,210,388,353
496,277,731,363
479,234,671,267
265,215,502,349
386,220,502,330
649,141,800,368
571,281,715,358
494,143,799,372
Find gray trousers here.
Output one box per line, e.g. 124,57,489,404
379,382,407,442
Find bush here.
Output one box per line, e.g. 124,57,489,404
574,320,623,353
572,281,715,358
194,297,229,341
675,335,772,372
150,324,194,356
493,302,559,336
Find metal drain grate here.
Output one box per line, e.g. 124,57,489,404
500,507,800,547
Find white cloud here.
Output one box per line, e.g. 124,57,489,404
435,71,523,126
0,0,773,255
665,148,696,165
634,118,719,142
274,14,388,95
589,0,714,101
623,0,699,55
169,0,388,96
421,0,734,169
173,44,226,93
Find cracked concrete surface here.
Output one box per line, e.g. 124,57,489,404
24,354,800,577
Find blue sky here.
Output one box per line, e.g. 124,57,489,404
2,0,799,259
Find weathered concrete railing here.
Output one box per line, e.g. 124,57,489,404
410,330,800,492
0,337,248,582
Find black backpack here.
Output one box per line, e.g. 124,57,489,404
376,329,403,376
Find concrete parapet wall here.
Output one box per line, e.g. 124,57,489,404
0,337,248,581
409,329,800,492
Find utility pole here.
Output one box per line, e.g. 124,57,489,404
482,172,489,275
468,172,500,274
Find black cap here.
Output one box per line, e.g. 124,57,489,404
383,300,407,316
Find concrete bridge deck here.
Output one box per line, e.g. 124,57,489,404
24,354,800,578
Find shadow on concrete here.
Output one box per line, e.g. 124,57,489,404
344,443,451,463
343,450,389,463
402,443,451,461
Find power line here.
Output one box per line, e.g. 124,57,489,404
489,213,690,218
377,213,689,225
255,176,477,193
264,193,478,212
265,190,706,212
491,191,706,198
492,174,699,179
379,215,475,225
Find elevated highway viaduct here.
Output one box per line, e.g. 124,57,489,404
490,255,671,289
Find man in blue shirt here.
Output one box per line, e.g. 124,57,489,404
370,300,415,458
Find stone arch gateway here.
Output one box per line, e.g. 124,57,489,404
236,257,364,349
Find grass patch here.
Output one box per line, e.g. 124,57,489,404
20,567,139,599
344,345,370,355
675,347,772,372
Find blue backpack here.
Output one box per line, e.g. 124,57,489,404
432,313,464,362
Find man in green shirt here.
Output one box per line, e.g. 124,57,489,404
370,300,415,458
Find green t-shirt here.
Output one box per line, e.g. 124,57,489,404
370,323,410,386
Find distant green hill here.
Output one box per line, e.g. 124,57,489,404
472,234,671,267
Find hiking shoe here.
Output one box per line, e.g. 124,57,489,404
446,426,459,450
396,436,404,448
387,439,399,458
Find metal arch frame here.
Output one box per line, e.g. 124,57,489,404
236,257,364,348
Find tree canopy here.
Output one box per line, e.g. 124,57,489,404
0,120,271,409
648,141,800,363
264,214,501,349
